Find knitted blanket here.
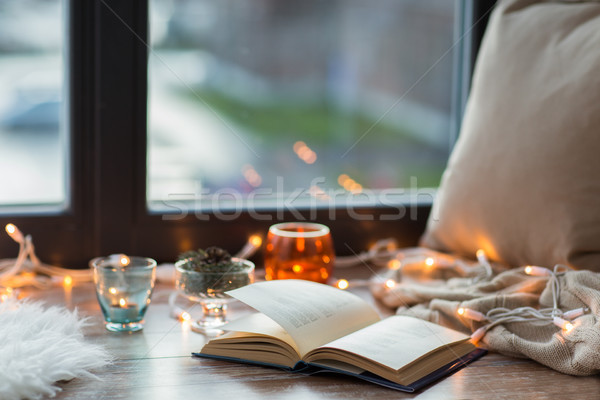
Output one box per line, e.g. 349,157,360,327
372,254,600,376
0,300,110,399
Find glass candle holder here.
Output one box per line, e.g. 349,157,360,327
264,222,335,283
175,257,254,334
91,255,157,332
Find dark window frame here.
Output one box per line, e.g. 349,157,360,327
0,0,495,267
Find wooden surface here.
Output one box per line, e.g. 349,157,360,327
23,271,600,400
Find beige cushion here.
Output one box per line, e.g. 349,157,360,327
421,0,600,270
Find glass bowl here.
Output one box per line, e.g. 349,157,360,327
175,257,254,334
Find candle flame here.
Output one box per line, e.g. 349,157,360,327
109,287,117,294
385,279,396,289
63,276,73,286
120,256,130,266
425,257,435,267
119,298,127,307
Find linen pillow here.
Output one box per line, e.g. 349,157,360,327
421,0,600,270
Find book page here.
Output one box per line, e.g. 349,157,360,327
227,280,381,356
307,315,470,370
221,312,300,355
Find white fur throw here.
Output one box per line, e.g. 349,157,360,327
0,300,110,400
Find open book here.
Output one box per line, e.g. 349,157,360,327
195,280,485,392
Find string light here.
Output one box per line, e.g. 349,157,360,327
0,223,92,289
234,235,263,260
553,317,574,333
385,279,396,289
457,307,486,321
524,265,552,277
5,224,24,244
457,264,585,343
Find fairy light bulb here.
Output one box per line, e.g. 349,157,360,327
336,279,349,290
250,235,262,248
180,311,191,322
63,275,73,286
385,279,396,289
553,316,574,333
524,266,552,277
476,249,485,260
425,257,435,267
120,256,130,267
5,223,24,243
388,259,401,270
457,307,486,321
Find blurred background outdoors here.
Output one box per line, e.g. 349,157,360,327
0,0,456,210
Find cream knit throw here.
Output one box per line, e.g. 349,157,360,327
373,260,600,375
0,300,110,400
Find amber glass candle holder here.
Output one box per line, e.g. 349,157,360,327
264,222,335,283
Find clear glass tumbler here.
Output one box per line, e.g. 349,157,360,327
91,255,157,332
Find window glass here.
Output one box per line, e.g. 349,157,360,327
148,0,455,211
0,0,67,207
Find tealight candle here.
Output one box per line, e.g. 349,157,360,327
91,255,157,332
107,299,140,322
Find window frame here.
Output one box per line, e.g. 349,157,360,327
0,0,495,267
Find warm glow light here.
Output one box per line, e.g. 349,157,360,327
457,307,465,316
425,257,435,267
293,141,317,164
554,316,574,333
337,174,349,186
292,264,304,273
524,265,552,277
242,164,263,187
250,235,262,247
63,276,73,286
4,223,24,243
476,249,485,259
385,279,396,289
5,223,16,235
338,174,362,193
109,287,117,295
293,141,306,153
337,279,349,290
120,256,130,266
181,312,191,322
119,298,127,307
388,259,401,270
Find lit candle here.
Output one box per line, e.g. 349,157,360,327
107,298,140,323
